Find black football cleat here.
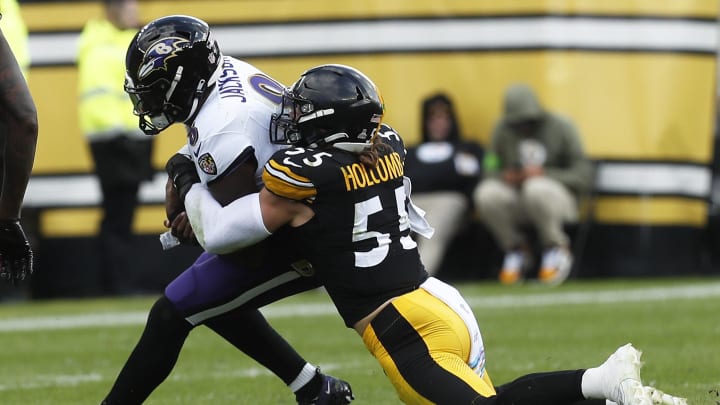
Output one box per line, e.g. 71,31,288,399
297,373,354,405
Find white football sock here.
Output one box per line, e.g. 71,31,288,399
581,367,605,399
289,362,319,393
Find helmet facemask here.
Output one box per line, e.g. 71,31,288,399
125,15,220,135
269,89,305,145
125,64,211,135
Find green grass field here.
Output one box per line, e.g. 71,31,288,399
1,277,718,404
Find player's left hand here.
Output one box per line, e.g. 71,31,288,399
165,176,184,223
0,219,34,284
165,153,200,202
164,211,198,246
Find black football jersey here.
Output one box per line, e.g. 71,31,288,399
262,124,429,327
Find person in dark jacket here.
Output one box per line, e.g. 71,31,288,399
404,93,483,276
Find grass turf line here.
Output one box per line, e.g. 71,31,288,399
0,277,717,404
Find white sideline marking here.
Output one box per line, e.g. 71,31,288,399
0,363,357,391
0,283,718,333
0,311,149,332
464,283,720,307
0,373,102,391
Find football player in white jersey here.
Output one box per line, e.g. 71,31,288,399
101,15,352,405
175,64,688,405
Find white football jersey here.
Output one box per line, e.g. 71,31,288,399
177,56,287,188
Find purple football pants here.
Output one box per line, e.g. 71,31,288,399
165,240,320,325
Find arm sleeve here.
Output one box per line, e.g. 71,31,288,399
184,184,271,254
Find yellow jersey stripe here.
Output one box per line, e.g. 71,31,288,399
266,159,313,185
263,161,317,201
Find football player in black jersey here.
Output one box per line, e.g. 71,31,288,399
177,65,686,405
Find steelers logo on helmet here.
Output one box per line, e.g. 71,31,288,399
137,37,190,80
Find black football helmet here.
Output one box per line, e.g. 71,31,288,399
270,64,384,148
124,15,221,135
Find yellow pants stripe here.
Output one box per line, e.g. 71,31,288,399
362,288,495,404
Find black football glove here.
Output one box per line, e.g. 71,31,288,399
165,153,200,202
0,219,34,285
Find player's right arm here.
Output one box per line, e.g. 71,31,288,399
0,29,37,219
0,28,38,284
182,149,315,253
165,148,259,242
183,185,310,254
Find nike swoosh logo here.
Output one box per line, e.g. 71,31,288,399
325,381,331,394
192,142,202,158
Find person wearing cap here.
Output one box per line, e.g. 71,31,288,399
473,83,593,286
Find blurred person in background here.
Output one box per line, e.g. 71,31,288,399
0,23,39,285
77,0,154,295
0,0,29,77
404,92,483,276
474,83,593,286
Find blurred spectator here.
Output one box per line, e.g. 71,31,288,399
0,0,29,77
708,97,720,272
77,0,153,295
473,83,592,286
405,93,484,276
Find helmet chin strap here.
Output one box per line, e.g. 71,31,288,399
182,59,221,124
185,77,206,123
166,65,184,101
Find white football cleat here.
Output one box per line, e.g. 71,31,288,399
643,386,688,405
538,246,573,286
600,343,652,405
